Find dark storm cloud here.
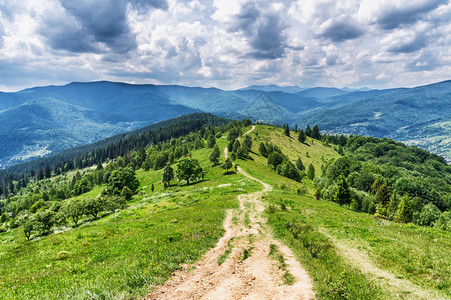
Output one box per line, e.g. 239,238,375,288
231,2,287,59
41,0,168,54
319,18,364,42
387,35,427,53
376,0,448,30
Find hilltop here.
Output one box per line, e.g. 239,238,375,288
1,80,450,167
0,118,449,299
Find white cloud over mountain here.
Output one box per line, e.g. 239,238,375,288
0,0,450,91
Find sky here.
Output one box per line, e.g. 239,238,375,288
0,0,450,91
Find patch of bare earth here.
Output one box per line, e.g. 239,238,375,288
145,126,315,300
320,229,447,300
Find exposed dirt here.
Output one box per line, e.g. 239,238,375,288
145,126,315,300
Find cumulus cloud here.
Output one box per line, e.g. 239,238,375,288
228,2,288,59
0,0,450,91
318,15,364,42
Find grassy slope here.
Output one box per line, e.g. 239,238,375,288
239,125,450,299
0,136,260,299
1,125,449,299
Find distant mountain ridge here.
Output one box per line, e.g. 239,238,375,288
0,80,450,167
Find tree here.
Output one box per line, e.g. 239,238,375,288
305,125,312,137
243,135,252,150
259,142,268,157
221,158,233,173
207,134,216,148
209,145,220,165
24,222,33,240
395,194,412,223
334,174,350,206
268,152,284,170
175,157,203,185
107,167,139,195
121,186,133,200
32,210,55,235
284,124,290,137
375,183,391,218
307,164,315,180
62,200,84,227
82,197,105,219
416,203,441,226
311,125,321,139
298,130,306,143
103,195,127,213
295,157,305,171
162,163,175,186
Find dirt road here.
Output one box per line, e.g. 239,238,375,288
145,125,315,299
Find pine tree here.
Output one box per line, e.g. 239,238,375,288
395,193,412,223
221,158,233,173
311,125,321,139
162,163,174,186
307,164,315,180
305,125,312,137
334,174,350,206
295,157,305,171
259,142,267,157
209,145,220,165
284,124,290,137
298,130,306,143
207,134,216,148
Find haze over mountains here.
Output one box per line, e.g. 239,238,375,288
0,80,450,168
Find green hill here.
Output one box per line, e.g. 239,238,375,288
0,120,449,299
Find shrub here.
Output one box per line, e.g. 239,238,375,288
32,210,55,235
434,211,451,231
416,203,441,226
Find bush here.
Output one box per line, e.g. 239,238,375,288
416,203,441,226
434,211,451,231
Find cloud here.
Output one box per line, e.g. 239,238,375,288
362,0,448,30
0,22,4,48
39,0,168,54
229,2,288,59
318,16,364,42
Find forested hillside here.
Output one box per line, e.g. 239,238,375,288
0,118,450,299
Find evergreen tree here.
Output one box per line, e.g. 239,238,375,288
294,124,298,133
162,163,174,186
305,125,312,137
284,124,290,136
307,164,315,180
298,130,306,143
395,193,412,223
221,158,233,173
207,134,216,148
209,145,220,165
311,125,321,139
375,182,391,218
295,157,305,171
259,142,267,157
334,174,350,206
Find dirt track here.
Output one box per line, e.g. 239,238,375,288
145,126,315,300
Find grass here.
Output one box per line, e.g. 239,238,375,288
241,246,254,261
218,238,234,265
235,125,450,298
0,137,261,299
268,243,295,285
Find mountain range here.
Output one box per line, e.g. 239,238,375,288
0,80,450,168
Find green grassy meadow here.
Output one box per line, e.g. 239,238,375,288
1,125,449,299
0,136,260,299
238,125,451,299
